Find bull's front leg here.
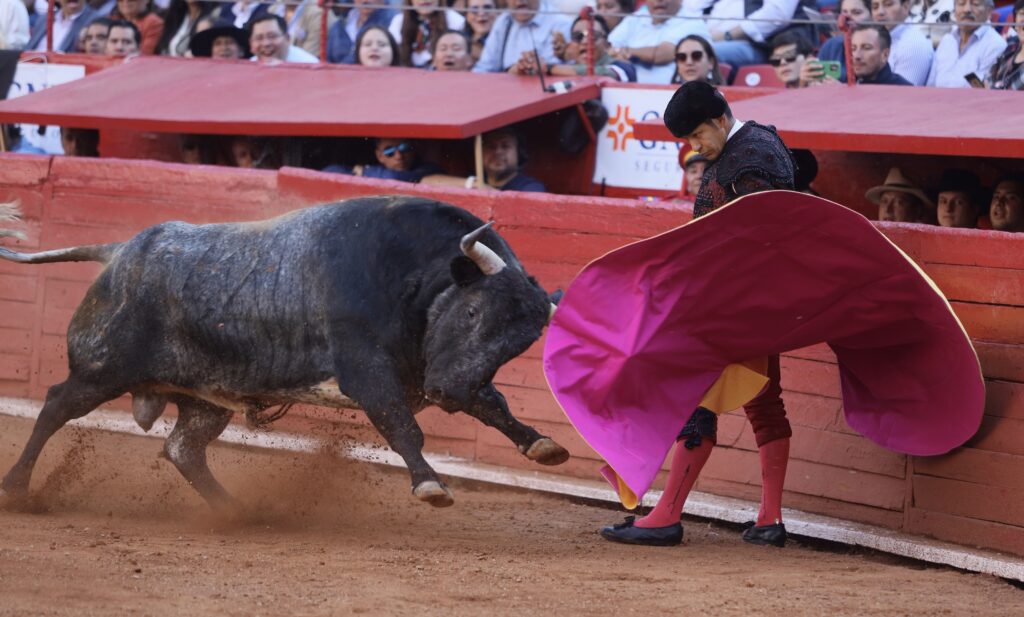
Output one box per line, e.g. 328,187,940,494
340,359,453,507
364,406,453,507
464,385,570,466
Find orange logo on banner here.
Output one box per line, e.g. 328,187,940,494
606,104,636,151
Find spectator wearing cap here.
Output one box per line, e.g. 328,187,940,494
682,150,707,195
249,13,318,63
431,29,473,71
989,175,1024,233
326,139,443,183
936,169,984,228
80,18,112,54
473,0,571,74
605,0,709,83
106,19,141,56
327,0,393,64
526,14,637,81
768,30,811,89
671,34,723,85
850,25,912,85
110,0,164,55
927,0,1006,87
189,23,251,59
866,167,934,223
870,0,934,86
987,0,1024,90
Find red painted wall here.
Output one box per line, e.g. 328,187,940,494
1,154,1022,557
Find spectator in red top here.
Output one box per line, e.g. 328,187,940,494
111,0,164,55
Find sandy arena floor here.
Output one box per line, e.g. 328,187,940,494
0,414,1021,617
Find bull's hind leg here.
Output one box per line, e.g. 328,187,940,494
1,377,122,505
464,385,569,466
163,398,235,510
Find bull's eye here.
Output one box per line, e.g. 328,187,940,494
467,308,477,319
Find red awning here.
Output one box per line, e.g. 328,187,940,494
633,85,1024,159
0,56,601,138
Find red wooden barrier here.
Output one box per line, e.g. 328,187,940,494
1,154,1023,556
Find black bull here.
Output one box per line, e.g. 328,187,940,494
0,197,569,509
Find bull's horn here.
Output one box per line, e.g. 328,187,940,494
547,303,557,324
460,222,507,275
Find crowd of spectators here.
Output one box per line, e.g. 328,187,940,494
866,167,1023,231
1,0,1021,219
0,0,1017,89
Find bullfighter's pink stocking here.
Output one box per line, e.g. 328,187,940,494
635,439,714,529
756,437,789,526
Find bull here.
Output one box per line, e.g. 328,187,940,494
0,197,569,510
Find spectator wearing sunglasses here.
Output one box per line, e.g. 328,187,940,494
767,30,812,88
606,0,710,83
526,14,637,81
326,139,443,183
671,34,723,84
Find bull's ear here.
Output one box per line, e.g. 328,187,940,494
450,256,485,287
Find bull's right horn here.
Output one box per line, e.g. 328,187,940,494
460,222,507,275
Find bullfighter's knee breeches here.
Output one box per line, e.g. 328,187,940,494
678,355,791,449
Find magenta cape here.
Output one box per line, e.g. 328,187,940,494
543,191,984,502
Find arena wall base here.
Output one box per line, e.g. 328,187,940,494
2,396,1021,583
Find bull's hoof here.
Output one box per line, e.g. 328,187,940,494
524,437,570,466
413,481,454,508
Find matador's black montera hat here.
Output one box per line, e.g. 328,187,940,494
663,81,731,138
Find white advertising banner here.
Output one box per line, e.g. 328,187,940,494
593,86,684,191
6,63,87,154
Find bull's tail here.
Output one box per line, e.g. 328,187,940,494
0,201,121,265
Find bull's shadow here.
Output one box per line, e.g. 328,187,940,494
0,197,569,510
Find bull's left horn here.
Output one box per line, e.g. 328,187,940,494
548,303,557,324
460,222,507,275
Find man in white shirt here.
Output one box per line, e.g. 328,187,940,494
926,0,1006,87
27,0,96,52
686,0,804,67
606,0,711,83
0,0,29,50
249,14,319,63
472,0,571,73
872,0,933,85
